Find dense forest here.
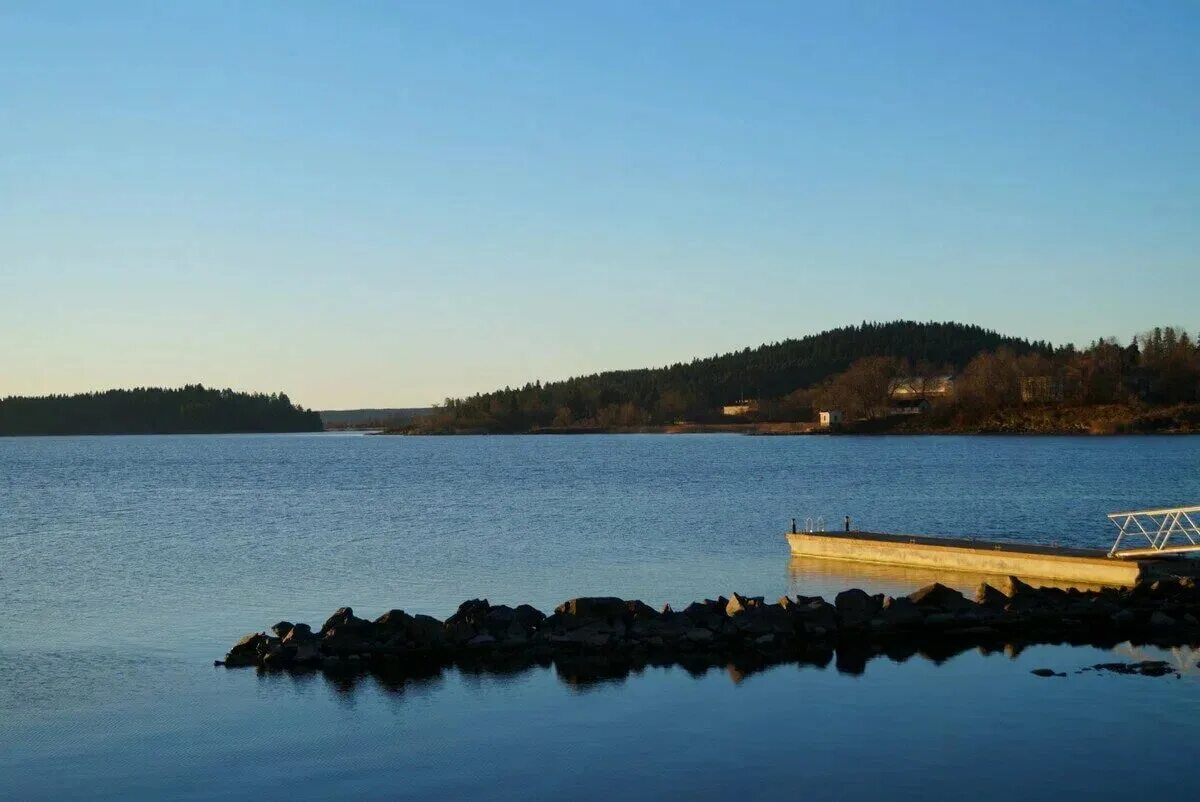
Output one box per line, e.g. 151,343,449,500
399,321,1053,433
0,385,323,436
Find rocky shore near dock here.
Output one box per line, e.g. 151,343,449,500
218,576,1200,677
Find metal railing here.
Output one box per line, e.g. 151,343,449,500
1108,505,1200,558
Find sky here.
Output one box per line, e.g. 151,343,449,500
2,2,1198,409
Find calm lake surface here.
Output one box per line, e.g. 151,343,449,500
3,433,1200,800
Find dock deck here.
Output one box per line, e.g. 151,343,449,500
786,530,1198,586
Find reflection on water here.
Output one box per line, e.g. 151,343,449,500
244,625,1199,703
788,555,1106,598
1111,643,1200,675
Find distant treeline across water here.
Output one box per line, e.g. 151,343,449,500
0,385,322,436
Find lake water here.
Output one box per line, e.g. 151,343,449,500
3,433,1200,800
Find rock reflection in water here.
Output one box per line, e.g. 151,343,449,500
265,627,1176,702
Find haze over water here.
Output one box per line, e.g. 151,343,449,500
4,433,1200,800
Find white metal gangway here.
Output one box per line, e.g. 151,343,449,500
1108,505,1200,558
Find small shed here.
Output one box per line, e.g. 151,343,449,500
818,410,844,428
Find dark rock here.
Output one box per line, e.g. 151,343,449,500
270,621,294,638
975,583,1010,607
1111,608,1136,627
555,597,627,621
908,583,973,612
223,632,269,667
835,589,882,629
923,612,957,628
624,600,658,620
726,593,764,616
322,626,371,656
997,576,1039,597
1150,611,1177,630
514,604,546,628
445,599,492,644
878,596,923,628
682,600,725,630
402,614,442,646
447,598,491,624
320,606,370,635
374,609,415,630
796,599,838,634
282,623,314,644
1031,668,1065,677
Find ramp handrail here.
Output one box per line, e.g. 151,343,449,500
1108,505,1200,558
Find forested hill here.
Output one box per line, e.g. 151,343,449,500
411,321,1050,432
0,386,323,435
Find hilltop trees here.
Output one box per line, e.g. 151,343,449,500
405,321,1048,432
398,321,1199,434
0,385,322,436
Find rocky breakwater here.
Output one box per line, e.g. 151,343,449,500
218,575,1200,673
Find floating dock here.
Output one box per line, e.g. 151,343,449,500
785,529,1196,586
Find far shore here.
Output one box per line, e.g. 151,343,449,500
381,402,1200,437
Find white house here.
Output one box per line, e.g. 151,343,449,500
818,410,844,428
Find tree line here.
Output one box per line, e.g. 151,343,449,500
809,325,1200,421
0,385,323,435
400,321,1052,433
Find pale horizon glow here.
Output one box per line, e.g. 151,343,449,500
2,3,1197,408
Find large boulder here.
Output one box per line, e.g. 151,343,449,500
224,632,269,667
282,623,314,644
878,596,923,628
726,593,764,617
410,614,446,647
320,606,371,636
445,599,491,645
835,589,882,629
482,605,542,643
374,609,416,631
624,600,659,620
907,583,973,612
514,604,547,629
555,597,628,621
975,583,1010,608
682,599,726,630
322,626,372,656
795,599,838,634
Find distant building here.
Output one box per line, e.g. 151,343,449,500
1020,376,1064,403
888,398,931,416
888,375,955,400
818,410,844,428
722,400,758,417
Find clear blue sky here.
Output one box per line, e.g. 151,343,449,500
2,2,1197,408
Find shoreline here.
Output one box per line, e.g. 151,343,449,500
377,426,1200,437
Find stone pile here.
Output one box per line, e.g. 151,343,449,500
219,575,1200,671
